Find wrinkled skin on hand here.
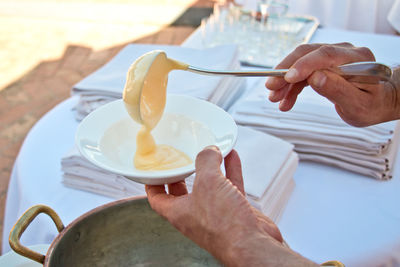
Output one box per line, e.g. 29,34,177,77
265,42,400,127
146,146,316,267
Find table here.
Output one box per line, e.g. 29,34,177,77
3,27,400,266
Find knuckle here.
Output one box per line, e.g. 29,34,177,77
313,73,345,98
354,46,375,61
294,43,317,55
318,45,339,61
196,168,220,184
197,147,221,162
336,42,354,48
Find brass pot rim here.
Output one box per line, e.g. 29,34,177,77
43,195,147,266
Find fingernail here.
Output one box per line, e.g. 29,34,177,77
285,68,299,81
268,90,275,99
311,71,327,88
279,99,288,110
205,145,219,152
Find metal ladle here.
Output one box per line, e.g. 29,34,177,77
123,50,395,126
187,61,394,84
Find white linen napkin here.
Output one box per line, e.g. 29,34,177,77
388,0,400,33
230,78,400,179
62,126,297,222
72,44,246,120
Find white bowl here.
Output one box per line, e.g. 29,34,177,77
75,94,238,185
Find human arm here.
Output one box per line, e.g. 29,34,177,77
265,42,400,127
146,146,317,267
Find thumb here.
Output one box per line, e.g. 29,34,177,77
308,70,364,107
195,146,222,180
195,146,223,183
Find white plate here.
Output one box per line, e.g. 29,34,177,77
76,94,238,185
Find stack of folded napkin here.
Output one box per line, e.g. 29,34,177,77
230,78,400,180
72,44,245,120
62,126,298,222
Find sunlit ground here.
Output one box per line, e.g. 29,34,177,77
0,0,197,91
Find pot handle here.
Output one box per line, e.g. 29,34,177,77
9,205,65,264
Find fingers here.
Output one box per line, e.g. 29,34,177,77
277,81,308,111
277,43,332,69
224,149,245,195
145,184,174,217
146,184,166,197
266,43,324,90
268,83,291,102
308,70,377,126
308,70,365,106
265,43,367,111
168,181,188,196
266,43,375,113
195,146,223,181
265,43,374,105
286,44,375,84
146,181,189,215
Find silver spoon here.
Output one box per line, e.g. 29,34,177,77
123,50,394,126
187,61,393,84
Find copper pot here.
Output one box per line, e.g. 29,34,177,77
9,196,220,266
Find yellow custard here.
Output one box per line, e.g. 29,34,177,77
122,50,193,171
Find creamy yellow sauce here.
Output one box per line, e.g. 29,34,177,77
122,50,193,171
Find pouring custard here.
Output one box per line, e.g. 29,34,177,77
122,50,192,170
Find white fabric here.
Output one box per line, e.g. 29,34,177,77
61,126,297,222
3,28,400,266
229,77,400,179
287,0,400,34
72,44,246,120
388,0,400,32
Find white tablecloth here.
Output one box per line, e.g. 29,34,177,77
3,28,400,266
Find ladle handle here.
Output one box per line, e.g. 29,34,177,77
187,62,393,83
187,66,289,77
9,205,65,264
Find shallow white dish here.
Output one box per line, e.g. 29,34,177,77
76,94,238,185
